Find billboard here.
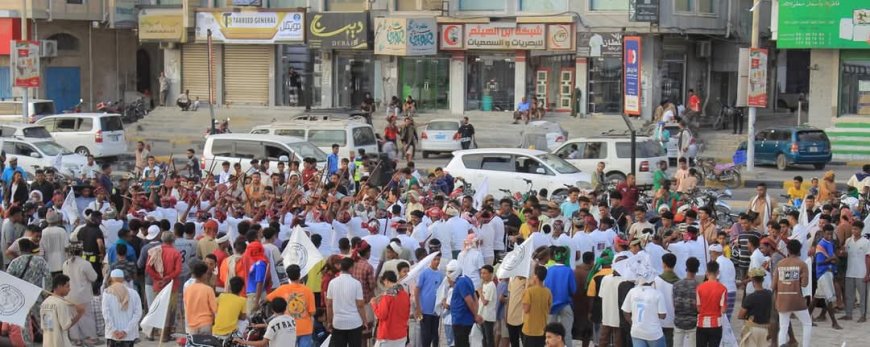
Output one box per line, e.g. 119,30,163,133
577,32,623,57
139,8,186,42
374,18,437,56
308,13,369,49
747,48,768,108
464,23,546,50
195,11,305,44
11,41,40,87
777,0,870,49
623,36,641,116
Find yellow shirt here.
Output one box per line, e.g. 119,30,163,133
213,293,246,335
520,224,532,239
787,186,808,201
521,285,552,336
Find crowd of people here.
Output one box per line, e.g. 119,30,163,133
0,130,867,347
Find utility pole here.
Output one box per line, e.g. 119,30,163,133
20,0,28,124
746,0,760,172
207,29,216,135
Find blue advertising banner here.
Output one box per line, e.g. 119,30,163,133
623,36,641,115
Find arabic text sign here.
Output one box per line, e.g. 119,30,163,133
623,36,641,116
195,11,304,44
630,0,660,22
747,48,768,108
374,17,437,56
307,12,369,50
464,23,545,50
440,24,464,50
11,41,40,88
139,8,186,42
777,0,870,49
577,32,623,57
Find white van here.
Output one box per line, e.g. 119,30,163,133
202,134,328,174
0,99,56,123
35,113,127,158
250,119,378,157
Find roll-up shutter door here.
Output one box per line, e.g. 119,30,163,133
224,45,271,105
181,44,211,101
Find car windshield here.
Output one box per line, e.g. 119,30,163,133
22,127,52,138
286,141,328,162
33,141,73,156
100,116,124,131
535,153,579,174
427,121,459,131
616,140,666,158
797,131,827,142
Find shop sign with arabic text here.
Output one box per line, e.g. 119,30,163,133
374,17,436,56
464,23,545,50
308,12,369,49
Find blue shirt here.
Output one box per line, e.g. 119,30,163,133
327,153,339,176
246,260,268,294
543,263,576,314
450,276,476,326
517,101,531,112
1,166,25,186
815,238,836,277
416,268,444,315
106,241,136,263
560,201,580,218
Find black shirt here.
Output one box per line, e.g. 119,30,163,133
742,288,773,324
617,281,635,330
77,223,105,255
458,124,475,143
30,180,54,204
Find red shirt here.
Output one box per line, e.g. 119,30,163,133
689,95,701,112
372,285,410,340
213,248,229,288
696,280,727,328
145,244,183,291
616,182,638,211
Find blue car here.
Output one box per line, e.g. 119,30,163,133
738,126,832,170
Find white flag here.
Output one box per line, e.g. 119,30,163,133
0,271,42,327
282,226,324,278
401,251,440,286
496,239,533,279
52,154,62,170
320,335,331,347
140,280,174,330
61,189,79,226
472,177,488,211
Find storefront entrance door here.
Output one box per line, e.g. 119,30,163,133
398,57,449,110
335,53,374,108
661,52,686,105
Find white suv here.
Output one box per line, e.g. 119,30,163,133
36,113,127,158
552,136,668,185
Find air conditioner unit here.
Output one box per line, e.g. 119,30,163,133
40,40,57,58
159,42,176,50
696,41,712,58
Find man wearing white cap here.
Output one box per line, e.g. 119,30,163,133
136,225,163,310
709,243,737,319
101,269,142,347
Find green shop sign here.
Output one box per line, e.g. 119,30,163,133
777,0,870,49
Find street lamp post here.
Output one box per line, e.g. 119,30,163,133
746,0,761,172
207,29,216,135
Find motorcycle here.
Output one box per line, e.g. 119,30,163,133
62,98,84,114
695,157,742,189
715,104,742,130
679,188,735,229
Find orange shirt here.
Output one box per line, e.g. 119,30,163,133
183,282,217,329
266,282,316,336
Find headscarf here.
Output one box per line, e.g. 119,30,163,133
585,248,614,290
106,270,129,310
462,234,477,251
238,242,269,285
552,246,570,264
352,240,371,262
446,259,462,281
320,254,343,275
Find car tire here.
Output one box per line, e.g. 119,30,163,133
75,146,90,157
422,151,430,159
813,163,826,170
776,154,788,171
605,172,626,184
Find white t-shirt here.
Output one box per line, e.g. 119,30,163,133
431,221,453,258
599,275,625,327
621,286,667,341
845,237,870,278
644,242,666,272
685,239,708,275
653,276,675,328
589,229,615,258
667,242,689,279
747,249,771,295
446,217,472,252
264,315,297,347
362,234,390,269
411,222,431,244
479,281,497,322
491,216,506,252
326,273,364,330
458,248,484,290
478,221,496,259
716,255,738,292
573,231,595,264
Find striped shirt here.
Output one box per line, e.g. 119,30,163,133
100,286,143,341
696,280,727,328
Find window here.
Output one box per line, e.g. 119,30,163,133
581,142,606,159
33,141,71,156
397,0,442,11
325,0,365,11
234,141,263,159
55,119,77,132
520,0,567,11
66,0,84,4
675,0,716,14
675,0,692,12
251,129,269,135
589,0,628,11
515,156,550,175
308,129,347,147
275,129,306,138
100,116,124,132
77,118,93,131
0,127,13,137
271,0,306,7
480,155,513,172
15,143,36,157
352,127,376,147
458,0,504,11
555,142,584,158
536,154,580,174
46,33,80,52
461,154,484,170
22,127,52,138
210,139,233,157
39,119,56,132
2,142,15,155
587,57,623,113
698,0,715,13
265,145,290,161
427,121,459,131
797,131,828,142
616,140,666,158
33,102,56,115
839,56,870,116
286,142,328,162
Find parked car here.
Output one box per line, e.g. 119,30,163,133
36,113,127,158
420,119,462,158
444,148,592,202
0,123,53,139
291,108,372,124
1,137,87,177
552,136,668,185
251,119,378,157
202,134,327,174
518,120,568,151
0,98,56,123
742,126,832,170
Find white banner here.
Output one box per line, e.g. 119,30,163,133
195,11,305,44
0,271,42,327
496,240,533,279
140,280,174,330
282,226,324,277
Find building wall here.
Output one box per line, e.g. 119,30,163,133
0,0,105,21
808,49,839,129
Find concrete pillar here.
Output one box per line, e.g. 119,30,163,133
321,50,333,107
163,47,182,106
214,44,224,105
515,51,527,107
807,49,839,129
449,52,466,115
575,57,588,114
641,35,656,120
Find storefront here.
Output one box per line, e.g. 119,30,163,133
193,10,305,106
374,17,446,110
181,44,210,101
308,12,373,108
440,21,575,112
577,32,623,114
839,50,870,116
